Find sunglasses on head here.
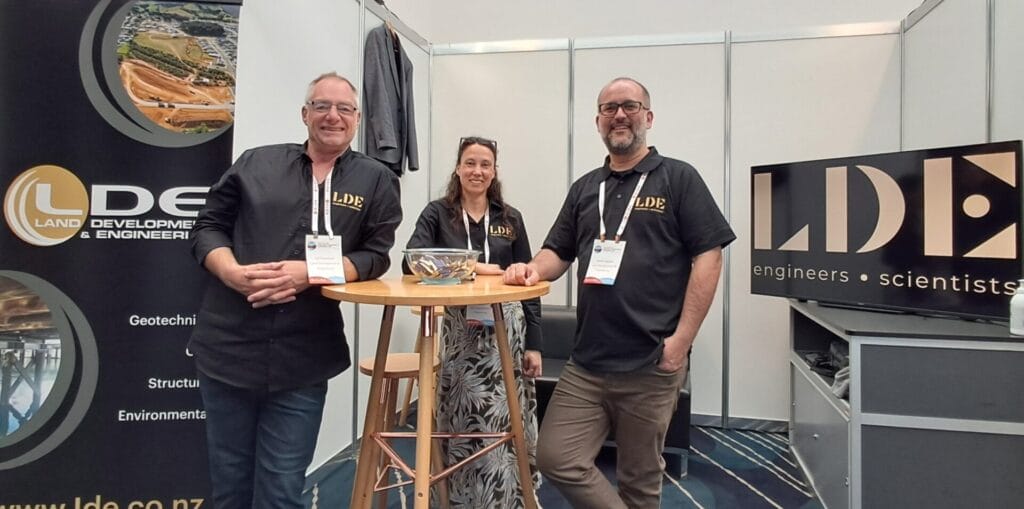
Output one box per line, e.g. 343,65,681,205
459,136,498,152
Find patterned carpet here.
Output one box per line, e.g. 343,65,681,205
304,425,823,508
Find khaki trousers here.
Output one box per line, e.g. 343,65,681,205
537,360,686,509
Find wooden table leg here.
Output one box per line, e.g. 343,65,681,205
402,307,443,426
491,303,539,509
350,305,396,509
414,305,437,509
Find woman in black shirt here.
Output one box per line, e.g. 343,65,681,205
405,136,542,508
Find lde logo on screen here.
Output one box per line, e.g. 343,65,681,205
4,165,208,246
4,165,89,246
749,140,1023,320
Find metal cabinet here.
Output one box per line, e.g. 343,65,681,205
791,361,849,509
789,300,1024,509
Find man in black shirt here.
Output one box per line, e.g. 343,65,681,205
189,72,401,509
505,77,735,508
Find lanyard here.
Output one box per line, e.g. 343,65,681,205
462,208,490,263
598,172,648,242
310,171,334,237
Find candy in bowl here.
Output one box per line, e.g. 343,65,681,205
404,248,480,285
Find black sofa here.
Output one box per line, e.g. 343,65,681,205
535,305,690,478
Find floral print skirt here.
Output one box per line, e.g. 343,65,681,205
434,301,540,508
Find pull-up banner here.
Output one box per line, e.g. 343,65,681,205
751,140,1023,320
1,1,241,505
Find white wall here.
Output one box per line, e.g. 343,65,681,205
902,0,989,149
386,0,923,43
729,33,902,421
992,0,1024,144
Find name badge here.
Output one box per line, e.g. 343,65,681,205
466,304,495,326
305,234,346,284
583,239,626,286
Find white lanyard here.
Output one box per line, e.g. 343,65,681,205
310,171,334,237
598,172,648,242
462,208,490,263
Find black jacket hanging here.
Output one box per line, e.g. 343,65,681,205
363,24,419,176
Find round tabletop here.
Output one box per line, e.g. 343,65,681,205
321,275,549,306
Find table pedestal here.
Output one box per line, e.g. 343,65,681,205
350,303,537,509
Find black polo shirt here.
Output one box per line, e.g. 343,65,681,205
404,199,543,352
189,143,402,391
543,147,735,372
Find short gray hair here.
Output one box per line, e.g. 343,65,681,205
304,72,358,103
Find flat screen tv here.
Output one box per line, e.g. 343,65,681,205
750,140,1022,320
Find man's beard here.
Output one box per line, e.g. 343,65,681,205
603,124,645,156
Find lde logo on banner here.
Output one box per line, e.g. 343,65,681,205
4,166,89,246
750,140,1023,320
4,165,207,246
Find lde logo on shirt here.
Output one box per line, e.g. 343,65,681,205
332,192,364,212
489,224,516,240
633,195,666,213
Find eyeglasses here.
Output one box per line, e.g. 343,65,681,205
307,100,358,116
597,100,648,117
459,136,498,153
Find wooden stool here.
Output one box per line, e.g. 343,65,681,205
358,352,447,508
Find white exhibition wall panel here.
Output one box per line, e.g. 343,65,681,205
354,15,434,440
902,0,988,150
729,34,901,421
234,0,363,472
572,42,728,417
992,0,1024,144
431,51,571,304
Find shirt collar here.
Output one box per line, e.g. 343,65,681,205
598,146,662,180
299,142,353,169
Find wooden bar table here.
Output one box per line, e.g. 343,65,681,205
323,275,549,509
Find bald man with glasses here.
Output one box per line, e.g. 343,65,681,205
505,77,735,508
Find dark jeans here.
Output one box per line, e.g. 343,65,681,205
198,372,327,509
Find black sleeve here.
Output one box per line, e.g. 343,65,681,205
402,201,444,274
673,165,736,256
190,150,249,267
347,170,402,281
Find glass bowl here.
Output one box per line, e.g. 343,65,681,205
404,248,480,285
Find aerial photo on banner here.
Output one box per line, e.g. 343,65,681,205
117,1,239,134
